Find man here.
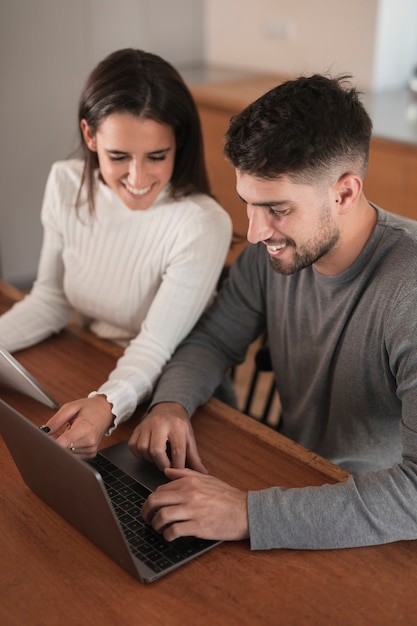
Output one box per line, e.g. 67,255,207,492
128,74,417,550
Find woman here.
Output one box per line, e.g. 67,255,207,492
0,49,232,457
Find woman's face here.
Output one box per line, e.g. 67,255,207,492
81,112,176,210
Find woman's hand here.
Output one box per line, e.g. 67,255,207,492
128,402,208,473
41,395,115,458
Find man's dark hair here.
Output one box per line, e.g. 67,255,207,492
224,74,373,184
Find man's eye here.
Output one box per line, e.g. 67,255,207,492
270,208,289,217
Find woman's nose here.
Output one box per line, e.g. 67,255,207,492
127,160,147,189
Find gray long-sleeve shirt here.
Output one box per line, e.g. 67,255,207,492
151,206,417,550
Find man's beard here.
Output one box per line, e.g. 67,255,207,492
268,211,340,276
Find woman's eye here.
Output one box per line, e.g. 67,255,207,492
109,155,128,162
149,154,167,162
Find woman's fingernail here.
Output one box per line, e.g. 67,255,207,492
39,425,51,433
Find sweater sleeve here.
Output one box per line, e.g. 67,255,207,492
92,200,233,426
0,163,74,351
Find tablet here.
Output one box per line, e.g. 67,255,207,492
0,344,58,408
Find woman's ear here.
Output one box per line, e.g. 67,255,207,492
80,119,97,151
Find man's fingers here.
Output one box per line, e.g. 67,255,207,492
185,438,208,474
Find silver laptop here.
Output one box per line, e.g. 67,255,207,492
0,344,58,408
0,400,220,583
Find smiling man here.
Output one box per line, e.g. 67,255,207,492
128,74,417,550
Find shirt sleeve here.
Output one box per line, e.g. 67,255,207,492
93,201,234,426
0,163,73,351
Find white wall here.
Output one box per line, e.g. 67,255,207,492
89,0,204,69
373,0,417,90
0,0,204,287
0,0,89,286
204,0,417,91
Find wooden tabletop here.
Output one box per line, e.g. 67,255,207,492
1,281,417,626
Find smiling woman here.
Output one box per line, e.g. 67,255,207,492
0,48,232,457
81,114,176,211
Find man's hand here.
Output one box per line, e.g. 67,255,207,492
128,402,208,473
141,468,249,542
41,395,114,458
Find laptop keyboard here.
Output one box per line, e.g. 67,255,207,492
88,453,216,574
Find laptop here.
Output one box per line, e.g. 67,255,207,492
0,344,58,408
0,400,220,582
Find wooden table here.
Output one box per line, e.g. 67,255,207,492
1,282,417,625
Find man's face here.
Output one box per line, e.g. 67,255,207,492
236,171,341,276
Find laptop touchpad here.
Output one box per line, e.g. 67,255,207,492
100,441,170,491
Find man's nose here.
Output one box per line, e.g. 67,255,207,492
247,206,274,244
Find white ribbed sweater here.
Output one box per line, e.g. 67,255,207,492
0,160,232,426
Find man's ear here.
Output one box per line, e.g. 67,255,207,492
334,173,363,214
80,119,97,151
